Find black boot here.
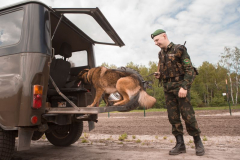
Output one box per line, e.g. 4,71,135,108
169,134,186,155
193,136,205,156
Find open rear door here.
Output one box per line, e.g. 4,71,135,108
53,8,125,47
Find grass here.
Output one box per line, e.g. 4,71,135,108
129,108,166,112
163,136,167,140
125,140,131,142
194,105,240,111
41,135,46,140
81,138,89,143
118,133,128,141
136,139,141,143
203,136,208,141
128,105,240,112
132,135,136,139
101,105,240,115
84,133,89,139
107,136,113,141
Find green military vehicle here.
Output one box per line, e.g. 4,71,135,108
0,1,142,159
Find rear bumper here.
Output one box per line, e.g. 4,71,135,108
44,92,140,115
45,105,133,114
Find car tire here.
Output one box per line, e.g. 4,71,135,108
45,121,83,146
0,127,15,160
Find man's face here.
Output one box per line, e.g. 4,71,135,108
153,34,166,48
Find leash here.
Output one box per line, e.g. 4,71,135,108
144,72,155,78
144,72,163,87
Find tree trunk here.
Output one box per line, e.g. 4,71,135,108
203,93,207,106
236,75,238,104
211,90,213,103
206,85,209,106
229,76,235,105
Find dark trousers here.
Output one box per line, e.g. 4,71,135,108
164,89,201,136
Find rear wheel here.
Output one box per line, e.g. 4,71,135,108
0,127,15,160
45,121,83,146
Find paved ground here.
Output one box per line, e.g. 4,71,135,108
12,109,240,160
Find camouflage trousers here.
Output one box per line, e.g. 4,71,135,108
163,81,201,136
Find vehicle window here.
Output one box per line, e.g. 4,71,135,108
65,14,114,44
68,51,88,67
55,50,88,67
0,10,24,48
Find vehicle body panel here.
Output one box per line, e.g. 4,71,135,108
0,3,51,128
0,1,125,129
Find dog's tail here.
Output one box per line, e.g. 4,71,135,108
137,90,156,109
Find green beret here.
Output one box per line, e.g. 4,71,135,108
151,29,166,39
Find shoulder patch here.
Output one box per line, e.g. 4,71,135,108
183,58,190,64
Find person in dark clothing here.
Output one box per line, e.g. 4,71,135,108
152,29,205,156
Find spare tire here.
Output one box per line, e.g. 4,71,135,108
0,127,15,160
45,121,83,146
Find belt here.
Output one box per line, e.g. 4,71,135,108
163,75,184,82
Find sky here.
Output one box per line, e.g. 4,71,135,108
1,0,240,68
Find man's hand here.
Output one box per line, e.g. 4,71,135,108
154,72,160,79
178,87,187,98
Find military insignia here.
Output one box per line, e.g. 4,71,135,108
183,58,190,64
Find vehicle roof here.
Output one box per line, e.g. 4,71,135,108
0,0,51,12
0,0,125,50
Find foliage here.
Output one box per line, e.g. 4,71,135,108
203,136,208,141
190,90,202,107
219,47,240,105
118,133,128,141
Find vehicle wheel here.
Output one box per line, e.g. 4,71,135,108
0,127,15,160
45,121,83,146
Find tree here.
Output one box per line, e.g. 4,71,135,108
219,47,240,105
101,62,117,69
192,62,228,107
232,47,240,104
192,62,215,106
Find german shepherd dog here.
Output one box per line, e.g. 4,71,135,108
76,67,156,108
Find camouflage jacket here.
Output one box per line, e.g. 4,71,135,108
157,42,195,90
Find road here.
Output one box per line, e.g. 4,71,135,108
12,109,240,160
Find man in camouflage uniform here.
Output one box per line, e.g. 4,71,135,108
151,29,205,156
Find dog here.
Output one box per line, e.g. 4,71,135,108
76,67,156,108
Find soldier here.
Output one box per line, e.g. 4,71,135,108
151,29,205,156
